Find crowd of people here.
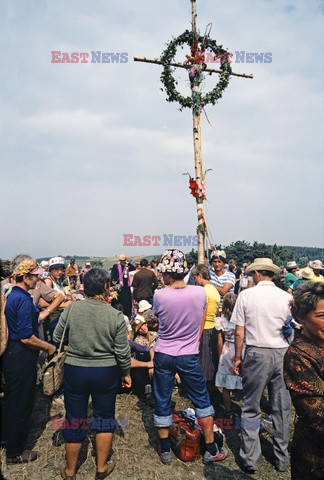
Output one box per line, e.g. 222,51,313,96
0,251,323,479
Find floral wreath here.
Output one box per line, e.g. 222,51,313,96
160,30,232,113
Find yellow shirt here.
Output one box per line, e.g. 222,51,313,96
311,275,324,283
204,283,220,329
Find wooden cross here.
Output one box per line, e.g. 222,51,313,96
134,0,253,263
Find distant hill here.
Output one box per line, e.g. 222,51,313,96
37,255,159,270
37,243,323,269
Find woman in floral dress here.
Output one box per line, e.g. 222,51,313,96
284,282,324,480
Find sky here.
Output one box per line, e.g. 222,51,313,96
1,0,324,260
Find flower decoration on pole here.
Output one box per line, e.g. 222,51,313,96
160,30,232,114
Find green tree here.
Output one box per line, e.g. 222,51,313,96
92,260,103,267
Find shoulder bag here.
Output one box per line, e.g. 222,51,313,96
43,304,73,396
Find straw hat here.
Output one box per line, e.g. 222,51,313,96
299,266,314,280
133,315,146,333
119,254,127,261
309,259,324,270
245,258,280,275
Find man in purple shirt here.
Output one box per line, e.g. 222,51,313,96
152,249,228,465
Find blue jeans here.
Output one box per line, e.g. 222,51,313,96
153,352,214,428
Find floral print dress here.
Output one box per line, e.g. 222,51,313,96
284,333,324,480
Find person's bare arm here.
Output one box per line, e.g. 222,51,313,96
233,325,245,375
21,335,56,355
131,358,154,368
39,294,65,322
217,330,224,357
199,307,207,341
216,282,234,296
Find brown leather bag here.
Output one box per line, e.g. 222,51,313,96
169,412,201,462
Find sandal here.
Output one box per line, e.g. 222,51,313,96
7,450,38,464
60,465,77,480
95,460,116,479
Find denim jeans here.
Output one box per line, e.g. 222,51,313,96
153,352,214,428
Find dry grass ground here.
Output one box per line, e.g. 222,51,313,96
0,386,292,480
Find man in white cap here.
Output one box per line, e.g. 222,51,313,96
232,258,292,474
283,261,299,291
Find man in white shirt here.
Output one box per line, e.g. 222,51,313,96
232,258,292,474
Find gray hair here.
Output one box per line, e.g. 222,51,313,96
192,264,211,280
10,253,33,272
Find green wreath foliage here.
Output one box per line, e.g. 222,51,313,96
160,30,232,113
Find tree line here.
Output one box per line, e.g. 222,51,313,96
186,241,324,267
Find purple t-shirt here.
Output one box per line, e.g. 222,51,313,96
153,285,206,356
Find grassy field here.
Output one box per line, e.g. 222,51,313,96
0,386,293,480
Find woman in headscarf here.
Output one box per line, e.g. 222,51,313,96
2,257,56,464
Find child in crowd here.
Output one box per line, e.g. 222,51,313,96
114,303,133,340
215,293,244,418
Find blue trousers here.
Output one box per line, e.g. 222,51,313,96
2,341,38,457
63,364,119,442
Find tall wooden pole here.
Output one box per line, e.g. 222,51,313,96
191,0,205,264
134,0,253,265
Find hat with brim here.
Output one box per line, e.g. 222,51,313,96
286,261,298,269
245,258,280,275
49,263,64,271
309,260,324,270
119,254,127,261
299,266,314,280
85,262,91,266
138,300,152,312
133,315,146,333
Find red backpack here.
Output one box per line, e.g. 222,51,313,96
169,411,201,462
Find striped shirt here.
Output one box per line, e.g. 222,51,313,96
209,267,235,310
